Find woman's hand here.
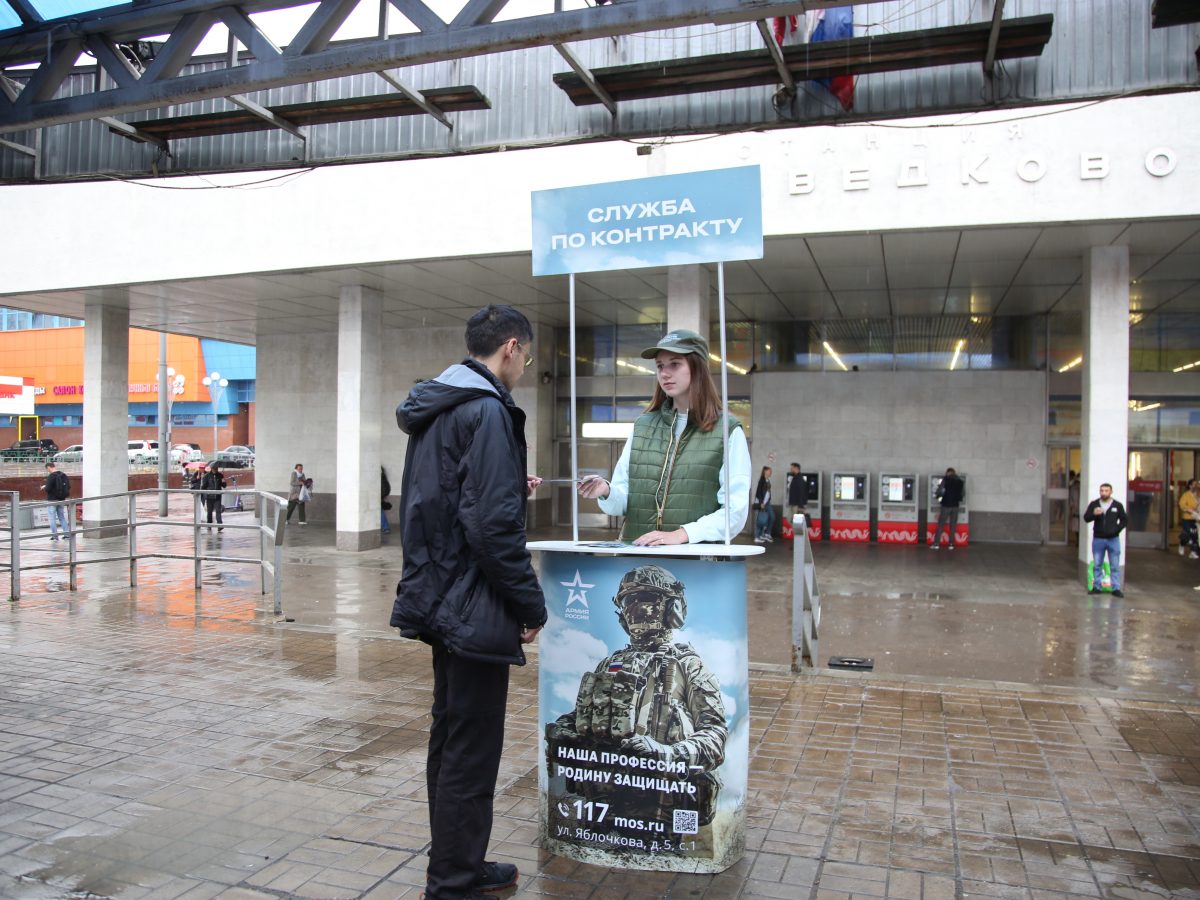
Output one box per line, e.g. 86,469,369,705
577,475,609,499
632,528,689,547
526,475,543,497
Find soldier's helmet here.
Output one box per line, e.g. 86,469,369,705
612,564,688,632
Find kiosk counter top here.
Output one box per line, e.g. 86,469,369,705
528,540,764,558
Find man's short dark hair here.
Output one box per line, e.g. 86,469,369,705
1100,482,1112,490
45,462,55,469
465,305,533,358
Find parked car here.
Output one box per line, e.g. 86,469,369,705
1,438,59,461
127,440,159,465
215,445,255,468
170,443,204,465
53,444,84,463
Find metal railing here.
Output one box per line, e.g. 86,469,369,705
791,514,821,672
0,488,287,613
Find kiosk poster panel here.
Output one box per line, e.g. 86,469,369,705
829,473,870,541
538,551,748,873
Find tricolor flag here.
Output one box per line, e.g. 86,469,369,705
807,8,855,112
607,662,624,673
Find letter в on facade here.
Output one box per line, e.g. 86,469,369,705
789,170,814,195
1080,154,1109,180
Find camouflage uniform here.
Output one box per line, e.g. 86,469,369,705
547,564,727,824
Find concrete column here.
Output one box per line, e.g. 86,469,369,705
1078,246,1130,574
336,285,383,551
82,294,130,529
667,265,710,338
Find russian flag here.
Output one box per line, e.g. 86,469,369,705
807,8,855,112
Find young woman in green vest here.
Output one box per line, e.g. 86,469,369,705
578,329,751,546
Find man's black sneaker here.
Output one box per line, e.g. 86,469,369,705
1088,588,1101,595
477,861,518,892
1112,589,1125,598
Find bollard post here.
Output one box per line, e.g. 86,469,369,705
68,500,77,591
8,492,20,602
791,514,821,672
128,493,138,587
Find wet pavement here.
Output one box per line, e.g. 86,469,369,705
0,515,1197,898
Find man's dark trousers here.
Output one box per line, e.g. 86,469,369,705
426,642,510,899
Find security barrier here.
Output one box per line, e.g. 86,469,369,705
0,488,287,613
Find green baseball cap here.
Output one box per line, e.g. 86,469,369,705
640,329,710,360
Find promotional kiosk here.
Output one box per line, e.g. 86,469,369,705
926,472,969,546
828,472,870,541
529,166,764,874
876,473,918,543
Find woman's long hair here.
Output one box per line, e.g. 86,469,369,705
647,352,721,432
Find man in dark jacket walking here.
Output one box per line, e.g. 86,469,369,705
1083,482,1128,597
391,304,547,900
43,461,71,541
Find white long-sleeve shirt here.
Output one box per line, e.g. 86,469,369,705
597,411,751,543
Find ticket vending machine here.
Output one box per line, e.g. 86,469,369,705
926,473,969,546
876,473,918,543
829,472,870,541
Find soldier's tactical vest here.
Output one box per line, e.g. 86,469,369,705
624,402,744,541
550,643,722,826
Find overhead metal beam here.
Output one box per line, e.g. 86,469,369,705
449,0,511,29
100,114,170,151
85,34,145,88
386,0,446,34
983,0,1006,76
5,0,43,26
553,43,616,117
11,36,82,107
0,0,816,134
0,72,20,102
376,69,451,128
755,18,795,96
217,7,283,62
227,92,306,139
286,0,361,57
0,134,37,156
141,11,215,82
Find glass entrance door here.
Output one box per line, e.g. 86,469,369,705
1127,449,1167,549
1046,446,1081,545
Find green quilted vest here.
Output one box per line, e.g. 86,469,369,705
624,400,744,541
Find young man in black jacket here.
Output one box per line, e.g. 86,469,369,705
1083,482,1128,597
931,467,965,550
391,305,547,900
43,461,71,541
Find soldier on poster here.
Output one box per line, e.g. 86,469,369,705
545,564,728,857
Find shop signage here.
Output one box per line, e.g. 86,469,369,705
532,166,763,276
538,553,747,872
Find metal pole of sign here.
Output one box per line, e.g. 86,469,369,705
718,261,731,544
569,272,579,543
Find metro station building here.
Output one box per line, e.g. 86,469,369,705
0,0,1197,567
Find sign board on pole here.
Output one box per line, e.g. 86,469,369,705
0,376,36,416
531,166,763,276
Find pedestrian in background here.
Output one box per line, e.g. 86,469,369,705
1179,479,1199,558
43,461,70,541
930,467,965,550
201,462,226,530
287,462,307,525
381,466,392,534
1084,482,1127,598
754,465,774,543
786,461,809,527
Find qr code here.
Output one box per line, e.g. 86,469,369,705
672,809,699,835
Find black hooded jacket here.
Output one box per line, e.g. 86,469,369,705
390,359,547,665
